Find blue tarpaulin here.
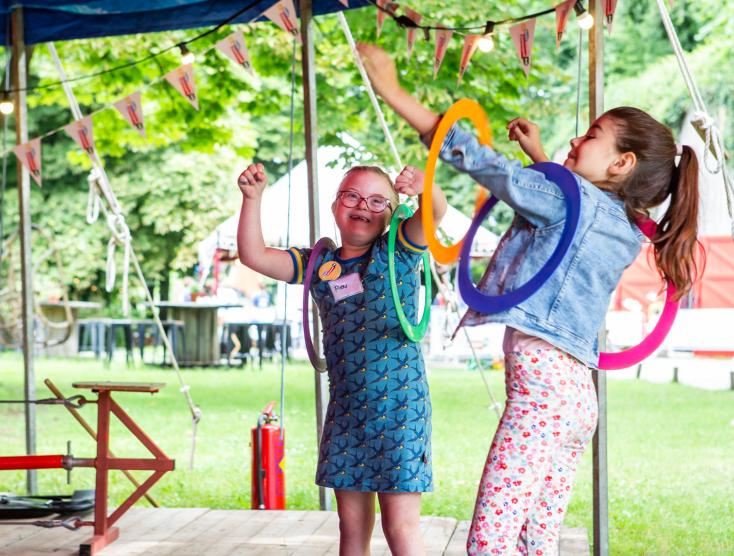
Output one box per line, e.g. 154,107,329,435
1,0,369,45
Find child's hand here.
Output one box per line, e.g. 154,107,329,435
395,165,425,197
237,163,268,200
507,117,549,163
356,43,401,100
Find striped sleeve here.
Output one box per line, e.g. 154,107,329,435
286,247,308,285
397,220,427,254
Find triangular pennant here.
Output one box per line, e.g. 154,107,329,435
216,31,256,76
433,28,453,79
113,92,146,138
164,64,199,111
263,0,301,43
63,116,96,158
404,8,422,59
605,0,619,35
510,19,536,77
12,138,42,187
376,0,398,38
458,34,481,85
555,0,575,50
338,0,348,6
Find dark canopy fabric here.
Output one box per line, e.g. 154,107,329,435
1,0,369,45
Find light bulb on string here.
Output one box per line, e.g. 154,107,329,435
178,43,196,65
478,34,494,53
0,91,13,115
478,21,495,53
574,1,594,30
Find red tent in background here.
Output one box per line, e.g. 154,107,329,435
614,236,734,311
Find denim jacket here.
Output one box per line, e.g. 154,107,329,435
433,124,645,368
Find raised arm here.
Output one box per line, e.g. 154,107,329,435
358,43,566,228
236,163,296,282
394,165,447,245
357,43,440,136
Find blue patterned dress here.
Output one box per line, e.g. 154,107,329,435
288,220,432,492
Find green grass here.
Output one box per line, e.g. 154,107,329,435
1,352,733,554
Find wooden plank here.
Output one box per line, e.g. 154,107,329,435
72,382,165,393
420,515,457,555
443,519,469,556
101,508,208,556
560,526,591,556
156,509,281,556
0,509,589,555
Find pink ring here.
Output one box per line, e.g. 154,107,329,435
597,219,679,370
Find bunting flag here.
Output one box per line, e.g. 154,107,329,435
376,0,398,38
555,0,575,50
404,8,422,59
458,34,481,85
164,64,199,111
604,0,619,35
216,31,256,76
263,0,301,43
64,116,96,158
338,0,349,6
113,92,146,138
510,19,536,77
433,28,453,79
12,138,42,187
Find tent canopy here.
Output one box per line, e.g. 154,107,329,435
1,0,368,45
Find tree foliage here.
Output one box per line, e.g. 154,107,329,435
0,0,731,312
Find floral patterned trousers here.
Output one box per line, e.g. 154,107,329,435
467,347,598,555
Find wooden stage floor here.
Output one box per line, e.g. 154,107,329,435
0,508,589,555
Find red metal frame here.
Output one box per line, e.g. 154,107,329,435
0,383,174,556
76,385,175,556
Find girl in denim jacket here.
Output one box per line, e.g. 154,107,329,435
358,44,700,555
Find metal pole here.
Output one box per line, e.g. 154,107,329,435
299,0,331,512
588,1,608,554
11,6,37,495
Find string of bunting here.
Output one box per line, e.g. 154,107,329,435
11,0,302,187
370,0,639,81
10,0,678,185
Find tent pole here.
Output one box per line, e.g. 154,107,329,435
299,0,331,512
589,1,608,554
11,6,37,495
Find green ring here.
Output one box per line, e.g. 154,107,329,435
387,204,431,342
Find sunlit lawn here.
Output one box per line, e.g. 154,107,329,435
1,351,732,554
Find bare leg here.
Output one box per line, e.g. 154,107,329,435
335,490,376,556
378,492,425,556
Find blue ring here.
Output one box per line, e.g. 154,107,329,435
457,162,581,313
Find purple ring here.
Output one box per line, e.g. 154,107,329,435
302,237,335,373
457,162,581,313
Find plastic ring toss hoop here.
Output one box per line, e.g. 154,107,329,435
422,98,492,264
597,219,680,370
457,162,582,313
302,237,336,373
387,205,432,341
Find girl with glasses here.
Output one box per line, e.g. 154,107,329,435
237,162,447,555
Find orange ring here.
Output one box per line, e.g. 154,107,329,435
422,98,493,264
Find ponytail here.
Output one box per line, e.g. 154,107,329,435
605,107,702,300
653,145,702,300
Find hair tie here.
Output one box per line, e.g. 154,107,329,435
675,143,684,156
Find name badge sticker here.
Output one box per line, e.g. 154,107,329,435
329,273,364,302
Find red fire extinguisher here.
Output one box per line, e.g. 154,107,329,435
251,401,285,509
